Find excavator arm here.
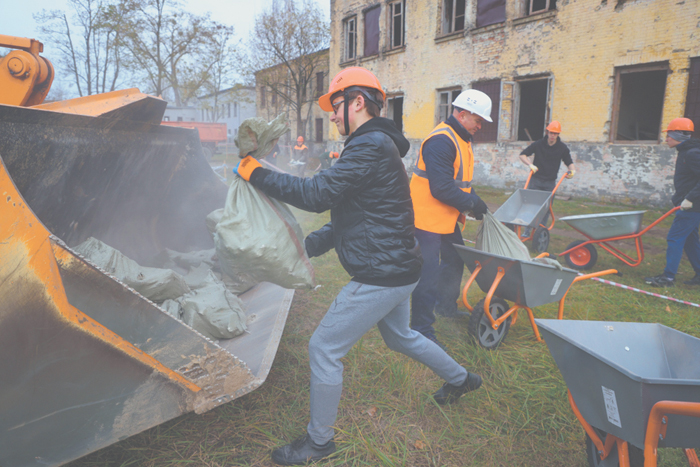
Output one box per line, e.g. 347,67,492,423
0,35,54,106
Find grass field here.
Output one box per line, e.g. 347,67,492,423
67,184,700,467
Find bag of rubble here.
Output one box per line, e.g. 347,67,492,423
161,265,247,340
74,237,190,302
214,112,315,292
476,213,563,269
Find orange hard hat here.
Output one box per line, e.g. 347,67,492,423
665,118,694,132
297,136,304,143
318,67,386,112
546,121,561,133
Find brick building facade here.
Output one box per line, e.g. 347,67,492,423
328,0,700,204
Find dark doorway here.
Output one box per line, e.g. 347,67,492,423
388,96,404,132
517,79,549,141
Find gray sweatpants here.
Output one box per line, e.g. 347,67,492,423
307,280,468,444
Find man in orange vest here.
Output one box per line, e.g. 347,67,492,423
234,67,482,465
292,135,309,176
409,89,491,348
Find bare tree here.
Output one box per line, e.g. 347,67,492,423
248,0,330,137
195,24,240,121
34,0,130,96
121,0,218,106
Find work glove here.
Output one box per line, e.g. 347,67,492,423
529,164,538,173
681,199,693,210
469,198,489,221
566,170,575,179
233,155,262,181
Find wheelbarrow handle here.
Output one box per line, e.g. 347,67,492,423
557,269,618,319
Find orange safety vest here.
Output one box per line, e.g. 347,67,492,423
409,122,474,234
294,144,308,152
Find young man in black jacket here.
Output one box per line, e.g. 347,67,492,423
234,67,482,466
645,118,700,287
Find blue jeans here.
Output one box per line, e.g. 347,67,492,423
410,226,465,336
664,210,700,278
307,281,467,443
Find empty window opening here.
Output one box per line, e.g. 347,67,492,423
390,0,406,48
438,88,462,124
517,79,549,141
261,87,266,109
344,17,357,61
364,6,380,57
316,72,324,96
613,65,667,142
684,57,700,133
443,0,466,35
271,92,277,107
527,0,557,15
316,118,324,143
387,96,404,132
471,80,501,143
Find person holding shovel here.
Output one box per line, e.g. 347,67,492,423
233,66,482,465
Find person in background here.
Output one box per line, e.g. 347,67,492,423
408,89,491,349
265,141,280,166
518,121,575,234
233,67,482,466
645,117,700,287
292,136,309,176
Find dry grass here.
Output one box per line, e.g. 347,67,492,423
67,185,700,467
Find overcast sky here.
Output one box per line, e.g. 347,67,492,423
0,0,330,49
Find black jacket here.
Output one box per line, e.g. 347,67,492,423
249,117,422,287
672,138,700,212
420,115,483,213
520,136,573,181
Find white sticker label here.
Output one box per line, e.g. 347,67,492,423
602,386,622,428
550,278,563,296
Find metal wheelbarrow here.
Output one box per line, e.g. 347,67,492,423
493,171,570,254
455,245,617,349
537,319,700,467
558,207,681,270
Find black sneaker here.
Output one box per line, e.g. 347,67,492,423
684,274,700,286
644,274,675,287
271,433,336,466
433,372,482,405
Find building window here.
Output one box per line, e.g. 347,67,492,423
515,77,552,141
234,102,238,117
228,103,231,118
261,87,266,109
612,63,668,142
163,116,170,121
316,118,324,143
526,0,556,15
271,92,277,107
364,6,380,57
316,72,324,97
387,96,404,132
177,116,183,122
344,16,357,61
437,88,462,124
684,57,700,133
471,80,501,143
389,0,406,49
442,0,466,35
477,0,506,28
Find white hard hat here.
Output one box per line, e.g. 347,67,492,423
452,89,493,122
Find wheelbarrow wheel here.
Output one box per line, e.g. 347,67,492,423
585,429,645,467
564,240,598,270
467,297,511,350
531,226,550,253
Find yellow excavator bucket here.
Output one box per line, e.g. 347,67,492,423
0,92,292,466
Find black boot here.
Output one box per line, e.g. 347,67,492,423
433,372,482,405
271,433,336,465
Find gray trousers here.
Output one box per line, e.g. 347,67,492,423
307,280,468,443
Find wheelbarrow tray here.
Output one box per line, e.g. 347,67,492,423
493,188,553,228
536,319,700,450
454,245,578,308
560,211,646,240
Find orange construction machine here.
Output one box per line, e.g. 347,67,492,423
0,35,291,467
